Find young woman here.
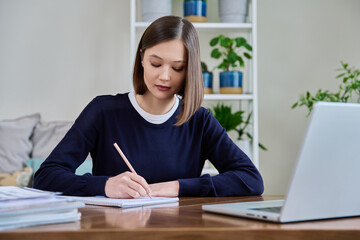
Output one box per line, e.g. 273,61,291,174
34,16,263,198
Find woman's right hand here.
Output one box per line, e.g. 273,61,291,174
104,171,151,199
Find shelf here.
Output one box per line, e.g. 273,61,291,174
193,22,252,29
204,94,253,100
130,0,259,168
134,22,252,33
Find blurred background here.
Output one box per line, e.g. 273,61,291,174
0,0,359,194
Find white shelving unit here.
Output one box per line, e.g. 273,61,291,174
130,0,259,168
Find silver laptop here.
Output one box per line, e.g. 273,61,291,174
202,102,360,223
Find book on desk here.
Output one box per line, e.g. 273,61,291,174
0,186,179,231
0,186,84,231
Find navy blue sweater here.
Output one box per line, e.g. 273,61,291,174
34,93,263,197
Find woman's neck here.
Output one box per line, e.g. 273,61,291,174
135,93,176,115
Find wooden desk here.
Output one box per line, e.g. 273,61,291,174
2,195,360,240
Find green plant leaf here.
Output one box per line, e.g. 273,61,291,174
244,43,253,51
243,52,252,59
218,62,228,71
291,102,298,109
211,48,221,59
209,34,253,71
258,142,267,151
292,61,360,114
336,73,346,78
210,103,267,151
245,133,267,151
201,61,209,73
235,37,246,47
210,37,219,47
237,56,245,68
220,37,231,48
228,51,237,64
341,61,348,69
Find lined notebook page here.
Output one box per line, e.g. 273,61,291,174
63,196,179,208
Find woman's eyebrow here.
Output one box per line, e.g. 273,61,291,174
149,54,187,63
149,54,162,60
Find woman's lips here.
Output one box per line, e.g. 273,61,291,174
156,85,171,91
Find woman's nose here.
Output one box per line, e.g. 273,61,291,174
159,66,170,81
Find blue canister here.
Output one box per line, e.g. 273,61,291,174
219,71,243,94
202,72,213,94
184,0,207,22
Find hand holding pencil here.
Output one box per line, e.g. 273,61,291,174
103,143,152,199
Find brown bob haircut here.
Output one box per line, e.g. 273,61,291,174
133,16,204,126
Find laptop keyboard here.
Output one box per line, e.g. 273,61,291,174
250,206,282,213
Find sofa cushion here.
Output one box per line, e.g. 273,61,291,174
0,167,33,187
0,113,41,173
31,121,73,159
27,158,93,176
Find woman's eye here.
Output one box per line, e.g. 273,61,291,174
173,67,184,72
151,63,161,68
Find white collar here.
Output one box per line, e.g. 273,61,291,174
128,91,179,124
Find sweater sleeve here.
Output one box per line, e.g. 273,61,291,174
33,97,108,196
178,110,264,197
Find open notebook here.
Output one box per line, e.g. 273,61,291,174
64,196,179,208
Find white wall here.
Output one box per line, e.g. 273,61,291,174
0,0,359,194
258,0,360,194
0,0,131,121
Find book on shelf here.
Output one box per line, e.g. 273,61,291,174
0,186,84,231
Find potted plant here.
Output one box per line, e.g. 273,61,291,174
292,61,360,115
210,34,252,94
201,61,213,94
218,0,248,23
184,0,207,23
208,103,267,158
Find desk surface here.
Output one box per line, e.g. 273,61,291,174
2,195,360,240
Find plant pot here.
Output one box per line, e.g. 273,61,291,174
202,72,213,94
184,0,207,23
219,71,243,94
219,0,248,23
236,139,252,159
141,0,172,22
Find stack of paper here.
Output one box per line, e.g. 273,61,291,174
0,186,84,231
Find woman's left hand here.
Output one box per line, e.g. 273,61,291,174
149,180,179,197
